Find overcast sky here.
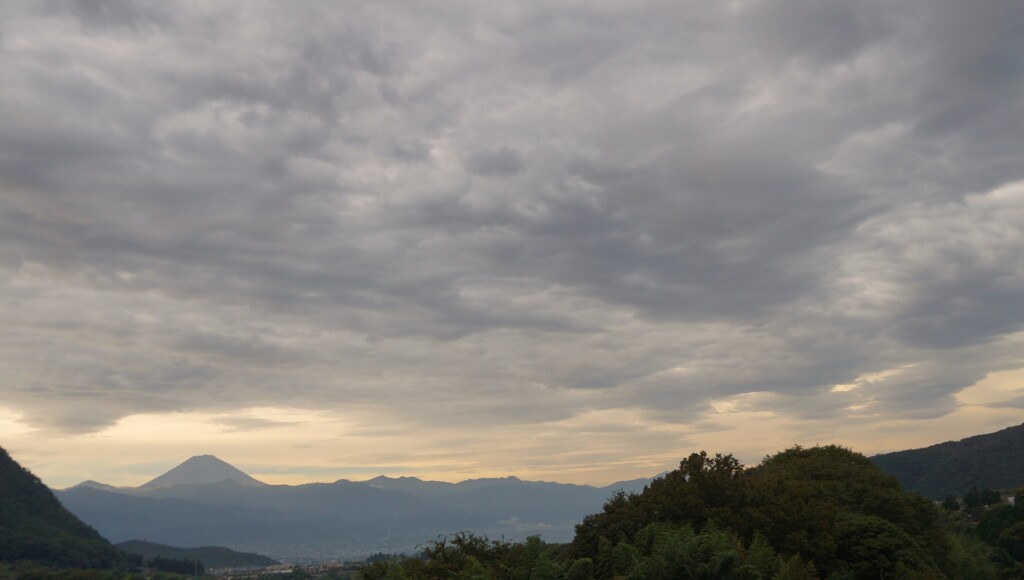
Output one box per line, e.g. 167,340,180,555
2,0,1023,488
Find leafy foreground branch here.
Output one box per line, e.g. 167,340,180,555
362,446,1023,579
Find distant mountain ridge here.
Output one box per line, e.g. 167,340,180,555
871,422,1024,499
58,455,655,560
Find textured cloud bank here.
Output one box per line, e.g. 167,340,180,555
1,0,1022,481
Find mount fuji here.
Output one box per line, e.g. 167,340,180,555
140,454,266,488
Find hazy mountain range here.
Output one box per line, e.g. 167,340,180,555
57,456,655,560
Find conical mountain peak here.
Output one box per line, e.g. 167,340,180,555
140,454,265,488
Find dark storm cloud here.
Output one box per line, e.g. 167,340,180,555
0,0,1022,441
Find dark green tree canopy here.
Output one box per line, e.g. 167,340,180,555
570,446,950,579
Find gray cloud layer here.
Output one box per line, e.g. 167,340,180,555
1,1,1022,448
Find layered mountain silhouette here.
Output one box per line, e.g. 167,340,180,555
871,421,1024,499
41,421,1024,563
0,446,129,570
57,456,653,560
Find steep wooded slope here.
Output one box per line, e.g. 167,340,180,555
871,422,1024,498
0,446,127,569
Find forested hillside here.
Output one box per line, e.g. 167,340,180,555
872,422,1024,499
363,446,1018,579
0,446,133,570
116,539,278,570
567,446,959,578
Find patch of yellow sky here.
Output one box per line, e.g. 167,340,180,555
698,366,1024,462
2,368,1022,490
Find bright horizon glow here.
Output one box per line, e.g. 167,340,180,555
5,366,1022,489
